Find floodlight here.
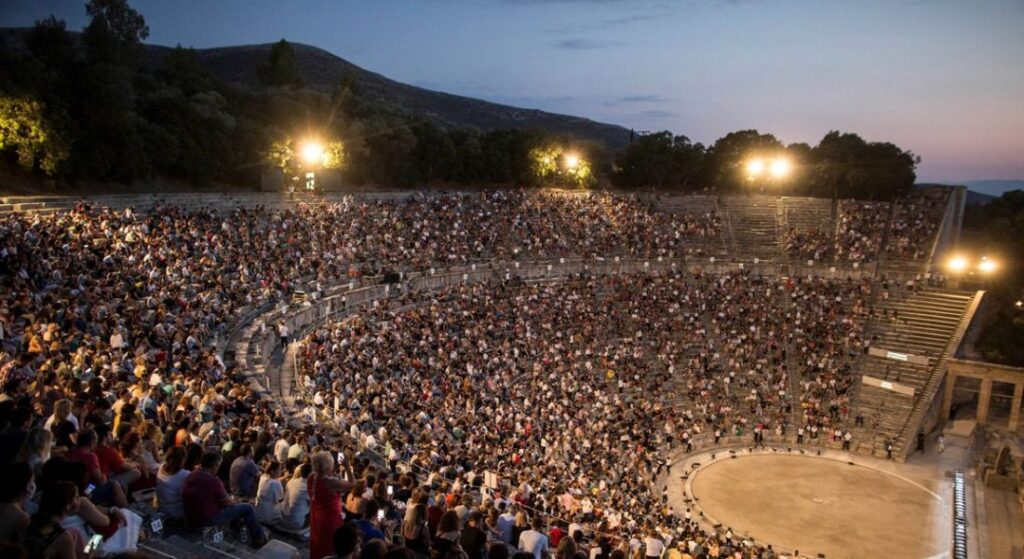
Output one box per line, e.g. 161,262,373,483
946,256,968,273
301,141,325,165
746,159,764,177
770,158,790,178
565,154,580,170
977,257,997,274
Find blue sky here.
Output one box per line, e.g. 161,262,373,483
3,0,1023,185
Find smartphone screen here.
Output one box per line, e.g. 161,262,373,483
377,509,385,521
387,485,394,496
85,534,103,553
85,483,96,496
337,452,344,463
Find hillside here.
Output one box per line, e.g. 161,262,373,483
139,41,632,148
0,26,634,148
0,27,631,148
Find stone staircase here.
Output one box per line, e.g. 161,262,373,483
849,288,978,458
721,195,781,260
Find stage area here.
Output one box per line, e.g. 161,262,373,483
684,454,947,559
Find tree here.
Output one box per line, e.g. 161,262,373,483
808,131,918,200
82,0,149,68
258,40,303,88
702,130,783,191
158,46,215,95
0,96,69,175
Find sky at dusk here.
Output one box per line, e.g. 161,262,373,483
3,0,1023,186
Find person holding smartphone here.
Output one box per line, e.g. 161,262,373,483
307,451,354,559
353,500,387,542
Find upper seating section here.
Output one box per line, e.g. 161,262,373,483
1,188,953,271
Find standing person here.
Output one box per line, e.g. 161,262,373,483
885,439,893,460
937,434,945,454
518,515,550,559
308,451,352,559
643,529,665,559
916,432,925,454
279,321,290,349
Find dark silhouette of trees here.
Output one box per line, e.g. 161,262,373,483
258,40,303,88
0,1,919,194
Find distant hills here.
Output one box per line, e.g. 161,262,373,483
0,27,632,148
961,180,1024,197
145,40,633,149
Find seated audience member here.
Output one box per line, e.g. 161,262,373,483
229,444,260,498
281,463,312,530
255,460,285,524
0,462,33,544
156,446,190,519
23,481,80,559
182,451,268,546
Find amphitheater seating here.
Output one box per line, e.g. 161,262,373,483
779,196,832,236
850,289,976,456
720,195,781,259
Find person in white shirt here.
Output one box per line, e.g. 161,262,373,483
156,447,190,519
281,463,311,530
644,531,666,558
518,515,549,559
274,433,291,464
255,461,285,524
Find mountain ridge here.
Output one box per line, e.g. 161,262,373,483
0,27,633,148
175,41,631,147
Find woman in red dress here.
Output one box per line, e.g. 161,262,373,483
308,450,354,559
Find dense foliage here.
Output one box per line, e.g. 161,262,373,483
612,129,919,200
1,0,918,196
962,190,1024,365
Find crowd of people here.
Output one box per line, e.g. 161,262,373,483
0,188,949,559
783,194,947,263
293,270,885,559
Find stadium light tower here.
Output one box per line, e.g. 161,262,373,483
565,153,580,170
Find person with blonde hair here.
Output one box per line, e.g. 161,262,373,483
308,451,353,559
43,399,77,433
17,427,52,479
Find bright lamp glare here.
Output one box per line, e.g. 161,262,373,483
746,159,765,176
565,154,580,170
301,142,324,165
978,258,997,274
947,256,968,273
770,158,790,178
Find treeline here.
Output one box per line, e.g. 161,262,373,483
962,190,1024,366
612,129,919,200
0,0,919,199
